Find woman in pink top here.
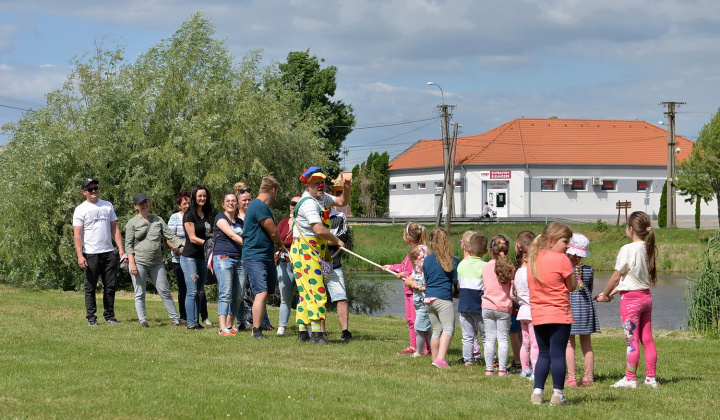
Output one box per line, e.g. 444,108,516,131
481,235,515,376
527,222,577,406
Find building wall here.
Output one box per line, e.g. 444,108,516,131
389,164,715,219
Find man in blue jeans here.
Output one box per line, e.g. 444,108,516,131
72,178,126,326
241,176,284,339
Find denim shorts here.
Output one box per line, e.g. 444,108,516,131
243,259,277,295
326,267,348,302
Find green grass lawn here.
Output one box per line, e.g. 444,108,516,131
1,284,718,419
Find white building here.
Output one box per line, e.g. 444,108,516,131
388,118,706,220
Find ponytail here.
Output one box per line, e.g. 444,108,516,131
490,235,515,284
628,211,657,286
405,222,427,246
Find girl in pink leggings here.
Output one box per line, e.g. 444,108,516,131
597,211,658,389
383,222,430,355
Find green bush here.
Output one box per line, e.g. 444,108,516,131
659,182,668,228
594,219,609,232
686,231,720,335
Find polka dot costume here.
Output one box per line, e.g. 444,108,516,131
290,235,329,324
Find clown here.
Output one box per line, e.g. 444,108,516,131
290,166,351,344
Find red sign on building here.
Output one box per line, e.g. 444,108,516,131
490,170,511,179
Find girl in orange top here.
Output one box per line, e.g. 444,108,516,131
527,222,577,406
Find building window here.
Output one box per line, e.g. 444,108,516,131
418,182,426,189
455,181,462,187
601,180,617,191
390,184,397,190
403,184,411,190
541,179,556,191
435,181,443,188
637,180,650,191
571,179,587,191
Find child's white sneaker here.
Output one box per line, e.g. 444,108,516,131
642,377,659,388
411,352,422,358
611,376,637,388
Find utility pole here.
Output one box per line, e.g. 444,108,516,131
433,102,455,228
661,101,685,228
445,122,459,232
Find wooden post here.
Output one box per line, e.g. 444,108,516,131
616,201,632,225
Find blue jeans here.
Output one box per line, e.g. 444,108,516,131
214,254,244,317
243,259,277,294
277,260,295,327
180,256,207,327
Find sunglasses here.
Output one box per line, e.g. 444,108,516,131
290,201,299,206
237,188,252,194
84,186,99,192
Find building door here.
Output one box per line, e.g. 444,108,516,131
486,182,509,218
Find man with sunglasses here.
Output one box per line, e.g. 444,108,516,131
73,178,126,326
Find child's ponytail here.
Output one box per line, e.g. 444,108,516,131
514,230,536,269
405,222,427,245
628,211,657,286
491,235,515,284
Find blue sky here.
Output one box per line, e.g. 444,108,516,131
1,0,719,169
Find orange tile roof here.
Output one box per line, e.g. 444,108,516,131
389,118,694,170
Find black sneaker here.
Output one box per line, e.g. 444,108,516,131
105,318,121,324
298,330,310,342
252,327,268,339
88,319,97,327
237,322,247,331
310,331,329,345
340,330,353,341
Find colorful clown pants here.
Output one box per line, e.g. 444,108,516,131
290,236,328,324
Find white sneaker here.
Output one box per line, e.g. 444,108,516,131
643,377,659,388
203,318,212,326
276,326,286,336
611,377,637,388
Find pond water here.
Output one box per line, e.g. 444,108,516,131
358,273,690,331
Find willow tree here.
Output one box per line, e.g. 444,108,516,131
0,13,329,289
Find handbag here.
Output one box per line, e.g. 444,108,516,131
204,235,217,276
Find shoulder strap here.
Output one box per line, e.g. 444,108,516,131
292,196,317,219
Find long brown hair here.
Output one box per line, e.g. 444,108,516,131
490,234,515,284
628,211,657,285
429,228,453,272
528,222,572,284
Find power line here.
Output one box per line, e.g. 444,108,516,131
332,115,440,129
0,104,31,111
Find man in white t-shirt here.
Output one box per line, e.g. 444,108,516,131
291,166,350,344
72,178,126,326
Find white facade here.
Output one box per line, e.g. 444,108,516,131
389,164,712,220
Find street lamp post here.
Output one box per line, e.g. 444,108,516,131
427,82,453,230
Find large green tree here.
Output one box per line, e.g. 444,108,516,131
278,50,355,178
0,13,329,288
676,106,720,221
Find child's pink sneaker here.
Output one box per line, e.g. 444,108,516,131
565,377,578,387
432,358,449,369
485,369,494,376
498,370,509,377
397,347,415,355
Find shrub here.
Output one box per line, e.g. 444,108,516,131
686,231,720,335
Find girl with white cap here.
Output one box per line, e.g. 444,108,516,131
564,233,600,387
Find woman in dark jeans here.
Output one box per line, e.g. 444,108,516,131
167,190,210,325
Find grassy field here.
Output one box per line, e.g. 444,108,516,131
1,285,718,419
345,222,716,274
